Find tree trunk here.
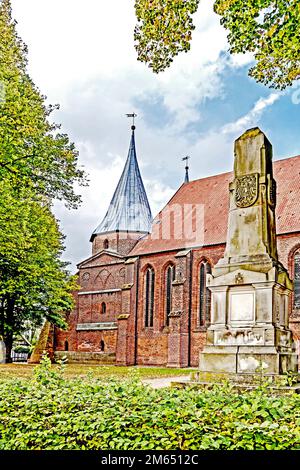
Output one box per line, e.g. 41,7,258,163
4,334,13,363
3,297,15,363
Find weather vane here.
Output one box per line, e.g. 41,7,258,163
126,113,137,130
182,156,190,183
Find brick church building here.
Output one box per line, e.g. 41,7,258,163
53,125,300,368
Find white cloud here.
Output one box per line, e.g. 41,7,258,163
229,52,254,68
10,0,282,269
221,93,281,136
12,0,228,132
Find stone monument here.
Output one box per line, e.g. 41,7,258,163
199,127,298,375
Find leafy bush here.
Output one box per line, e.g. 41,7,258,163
0,357,300,450
13,345,30,354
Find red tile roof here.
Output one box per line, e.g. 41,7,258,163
131,155,300,256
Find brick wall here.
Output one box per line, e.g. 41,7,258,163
54,249,125,356
92,232,143,256
54,232,300,368
278,233,300,361
135,252,178,366
189,245,226,367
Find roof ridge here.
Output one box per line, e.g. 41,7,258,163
183,154,300,187
130,153,300,256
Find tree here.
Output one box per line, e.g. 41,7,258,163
134,0,300,89
0,181,77,363
0,0,86,361
0,0,87,207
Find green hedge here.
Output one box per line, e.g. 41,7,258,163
0,358,300,450
13,345,30,354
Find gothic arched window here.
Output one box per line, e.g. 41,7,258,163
101,302,106,314
145,267,155,327
103,239,109,250
64,341,69,352
100,340,105,352
294,252,300,309
165,264,175,325
199,260,212,327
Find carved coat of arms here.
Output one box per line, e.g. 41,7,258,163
235,174,258,208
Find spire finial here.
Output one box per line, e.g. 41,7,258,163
126,112,137,131
182,156,190,183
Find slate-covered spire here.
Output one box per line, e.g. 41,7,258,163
91,124,152,240
184,167,189,184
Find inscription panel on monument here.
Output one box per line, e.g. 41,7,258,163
230,291,255,323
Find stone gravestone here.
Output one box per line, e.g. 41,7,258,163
199,128,298,375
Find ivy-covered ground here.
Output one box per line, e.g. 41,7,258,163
0,357,300,450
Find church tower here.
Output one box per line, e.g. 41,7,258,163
90,122,152,256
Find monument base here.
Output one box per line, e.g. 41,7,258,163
199,345,298,375
201,265,298,375
171,370,300,395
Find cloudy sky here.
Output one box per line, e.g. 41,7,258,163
12,0,300,271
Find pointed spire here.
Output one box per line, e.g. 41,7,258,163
184,167,189,184
91,120,152,240
182,156,190,184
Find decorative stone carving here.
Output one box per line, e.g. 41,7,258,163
172,279,185,286
117,314,130,320
216,330,263,346
121,283,133,290
268,178,277,207
235,272,244,284
169,310,182,318
235,173,258,208
82,272,90,281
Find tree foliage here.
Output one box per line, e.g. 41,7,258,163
0,0,87,208
0,181,76,362
214,0,300,89
0,0,85,361
0,363,300,449
134,0,300,89
134,0,200,73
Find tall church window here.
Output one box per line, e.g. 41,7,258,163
104,239,109,249
165,264,175,325
101,302,106,314
100,340,105,352
294,252,300,309
199,261,212,327
145,267,155,327
64,341,69,351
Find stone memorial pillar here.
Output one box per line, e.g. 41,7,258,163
199,128,298,374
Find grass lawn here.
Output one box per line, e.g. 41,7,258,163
0,363,195,381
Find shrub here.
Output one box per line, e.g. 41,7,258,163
0,358,300,450
13,345,30,354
